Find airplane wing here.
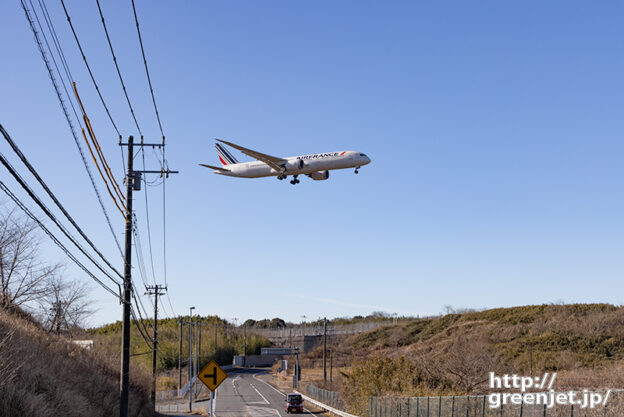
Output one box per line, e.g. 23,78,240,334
199,163,230,172
216,139,286,172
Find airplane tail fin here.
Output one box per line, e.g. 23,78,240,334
215,142,239,166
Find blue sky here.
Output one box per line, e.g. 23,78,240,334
0,1,622,326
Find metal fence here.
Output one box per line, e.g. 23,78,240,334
307,384,345,410
369,392,624,417
252,322,391,340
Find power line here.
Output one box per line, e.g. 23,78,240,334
21,0,123,257
34,0,82,132
130,0,165,139
163,176,176,317
142,148,158,287
72,83,127,214
39,0,74,90
95,0,142,136
0,150,122,287
37,0,129,224
59,0,122,137
0,125,123,279
0,180,120,299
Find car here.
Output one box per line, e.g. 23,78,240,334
286,393,303,413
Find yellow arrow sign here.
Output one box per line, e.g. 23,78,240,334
197,360,228,391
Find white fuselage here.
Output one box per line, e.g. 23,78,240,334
215,151,371,178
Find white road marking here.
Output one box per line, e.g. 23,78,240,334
250,383,270,404
252,373,319,417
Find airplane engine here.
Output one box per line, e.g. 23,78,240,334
309,170,330,181
285,159,305,172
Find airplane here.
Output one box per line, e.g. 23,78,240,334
200,139,371,185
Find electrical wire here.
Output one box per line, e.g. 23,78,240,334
0,151,122,286
59,0,122,137
39,0,128,212
0,124,123,279
141,148,157,287
0,180,120,299
21,0,123,257
72,83,127,214
163,174,176,317
130,0,164,139
95,0,142,136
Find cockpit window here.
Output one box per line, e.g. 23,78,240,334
360,153,367,157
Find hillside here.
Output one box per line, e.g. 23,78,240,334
346,303,624,371
0,306,157,417
300,304,624,415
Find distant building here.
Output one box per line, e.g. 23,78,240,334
72,340,93,350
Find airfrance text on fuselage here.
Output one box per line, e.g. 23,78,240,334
297,153,341,160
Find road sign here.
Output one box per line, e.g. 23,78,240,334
198,360,228,391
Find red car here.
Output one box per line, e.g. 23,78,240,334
286,393,303,413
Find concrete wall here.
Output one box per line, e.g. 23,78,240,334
233,354,283,367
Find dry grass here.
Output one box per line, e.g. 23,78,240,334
295,304,624,416
0,306,160,417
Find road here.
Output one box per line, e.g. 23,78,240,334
214,368,319,417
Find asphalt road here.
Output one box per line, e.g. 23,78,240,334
212,368,320,417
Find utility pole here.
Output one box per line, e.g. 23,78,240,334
323,317,327,383
243,323,247,367
214,321,218,351
189,306,194,412
118,136,177,417
194,314,198,399
119,136,134,417
146,284,167,408
178,317,183,395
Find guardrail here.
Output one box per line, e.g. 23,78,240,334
296,390,359,417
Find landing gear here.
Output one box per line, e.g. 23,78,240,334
355,167,360,174
277,173,287,181
290,175,300,185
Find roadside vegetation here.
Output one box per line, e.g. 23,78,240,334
89,316,272,390
0,203,159,416
299,304,624,415
0,305,157,417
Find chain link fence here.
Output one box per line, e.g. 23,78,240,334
369,392,624,417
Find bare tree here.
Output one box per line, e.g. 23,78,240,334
0,206,59,309
38,273,94,334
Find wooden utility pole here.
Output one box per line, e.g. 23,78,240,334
146,284,167,408
198,321,202,367
214,321,218,351
189,306,194,412
178,317,183,395
118,137,177,417
119,136,134,417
